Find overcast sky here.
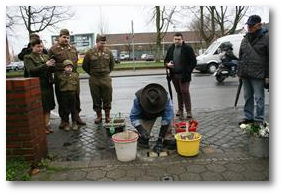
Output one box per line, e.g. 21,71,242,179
6,6,269,54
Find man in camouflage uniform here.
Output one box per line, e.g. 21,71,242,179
82,34,115,124
49,29,86,129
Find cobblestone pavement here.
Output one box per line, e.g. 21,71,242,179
31,106,269,181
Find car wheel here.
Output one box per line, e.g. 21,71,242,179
207,63,218,74
216,75,226,82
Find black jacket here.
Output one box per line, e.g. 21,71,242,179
238,28,269,79
164,41,196,82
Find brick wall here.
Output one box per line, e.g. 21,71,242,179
6,78,48,164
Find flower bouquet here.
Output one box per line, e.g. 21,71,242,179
239,122,269,138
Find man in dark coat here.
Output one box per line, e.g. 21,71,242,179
238,15,269,125
164,32,197,120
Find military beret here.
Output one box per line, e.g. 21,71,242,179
63,60,73,67
96,34,106,42
60,29,70,36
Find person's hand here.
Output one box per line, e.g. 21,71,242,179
46,59,55,66
153,139,163,153
166,61,174,68
136,125,149,139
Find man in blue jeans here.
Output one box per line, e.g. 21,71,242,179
130,83,174,153
238,15,269,125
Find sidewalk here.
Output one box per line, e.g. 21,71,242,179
31,106,269,181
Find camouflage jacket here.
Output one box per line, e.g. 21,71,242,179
58,71,79,92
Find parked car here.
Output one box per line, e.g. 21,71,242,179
145,54,155,61
6,62,24,72
141,54,147,60
195,34,244,74
119,54,130,61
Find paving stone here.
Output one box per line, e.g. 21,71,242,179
179,172,202,181
48,171,69,181
65,170,87,181
200,171,224,181
206,163,227,173
125,167,146,177
85,169,106,180
106,169,127,180
225,163,246,172
165,166,187,175
136,175,157,181
115,176,136,181
242,170,268,181
221,171,246,181
185,164,206,173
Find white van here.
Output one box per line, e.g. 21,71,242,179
195,34,244,73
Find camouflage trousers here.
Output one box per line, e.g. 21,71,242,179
89,75,112,111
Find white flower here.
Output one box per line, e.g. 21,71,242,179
240,124,247,129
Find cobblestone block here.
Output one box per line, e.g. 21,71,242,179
106,169,127,180
85,169,106,180
186,164,206,173
179,172,202,181
200,171,224,181
222,171,246,181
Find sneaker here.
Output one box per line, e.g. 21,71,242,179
238,119,254,126
64,122,70,131
72,122,78,131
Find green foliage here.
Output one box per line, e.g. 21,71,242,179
37,158,51,168
6,157,31,181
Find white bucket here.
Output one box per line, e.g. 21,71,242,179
112,131,139,162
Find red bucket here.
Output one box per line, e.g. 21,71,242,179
174,120,198,133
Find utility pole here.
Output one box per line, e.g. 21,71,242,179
131,20,135,71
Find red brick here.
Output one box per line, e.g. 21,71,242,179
30,88,41,96
6,143,22,148
29,78,40,86
6,92,31,99
6,80,13,90
6,134,33,142
13,79,30,88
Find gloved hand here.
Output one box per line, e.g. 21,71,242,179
159,125,170,138
153,138,163,153
136,125,149,139
136,125,149,148
264,78,269,89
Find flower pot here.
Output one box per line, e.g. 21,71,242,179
248,136,269,158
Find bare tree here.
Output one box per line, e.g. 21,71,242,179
19,6,74,36
97,6,109,34
214,6,248,36
150,6,176,62
186,6,249,47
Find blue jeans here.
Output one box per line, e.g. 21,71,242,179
243,78,265,122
